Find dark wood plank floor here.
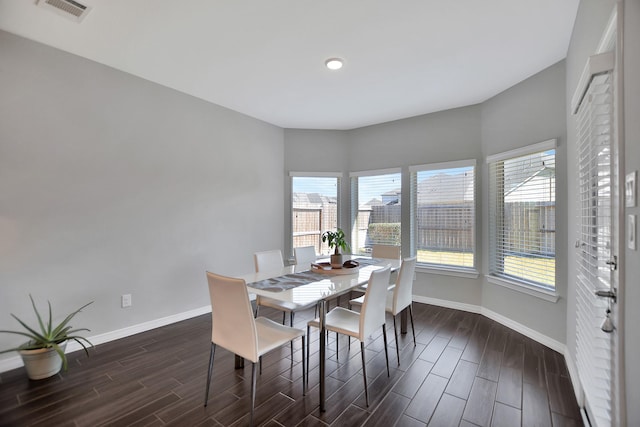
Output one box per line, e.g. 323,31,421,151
0,302,583,427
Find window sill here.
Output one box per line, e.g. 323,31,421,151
485,275,559,302
416,265,480,279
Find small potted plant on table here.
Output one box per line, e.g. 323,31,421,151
322,228,351,268
0,295,93,380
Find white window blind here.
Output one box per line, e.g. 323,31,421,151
410,160,475,269
291,174,339,256
488,143,556,290
350,169,401,255
575,70,614,427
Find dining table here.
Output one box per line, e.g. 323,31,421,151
237,256,401,412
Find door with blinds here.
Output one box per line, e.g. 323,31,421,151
572,29,622,427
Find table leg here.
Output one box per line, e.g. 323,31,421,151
400,306,408,334
234,355,244,369
319,299,326,412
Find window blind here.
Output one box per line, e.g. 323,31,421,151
488,146,556,289
575,70,614,427
350,169,401,255
409,160,475,269
291,175,339,256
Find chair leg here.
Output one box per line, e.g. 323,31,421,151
204,343,216,406
360,341,369,407
282,311,286,325
259,356,262,375
306,325,311,380
409,305,416,346
250,362,258,427
301,335,306,395
393,315,401,366
382,324,390,377
336,332,339,359
254,303,259,318
290,311,295,363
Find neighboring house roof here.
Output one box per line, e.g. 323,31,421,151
292,193,336,207
416,172,474,204
505,167,555,203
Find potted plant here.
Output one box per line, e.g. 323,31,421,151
322,228,351,268
0,295,93,380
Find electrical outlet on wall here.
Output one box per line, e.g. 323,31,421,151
121,294,132,308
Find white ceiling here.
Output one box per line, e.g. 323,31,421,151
0,0,580,130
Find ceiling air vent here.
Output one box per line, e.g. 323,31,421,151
36,0,92,23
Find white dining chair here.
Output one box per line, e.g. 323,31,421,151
373,244,401,285
204,272,305,427
254,249,289,322
253,249,285,274
254,249,315,358
371,244,401,260
294,245,317,266
307,265,392,407
352,244,401,298
349,257,417,366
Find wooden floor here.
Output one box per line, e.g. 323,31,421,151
0,302,583,427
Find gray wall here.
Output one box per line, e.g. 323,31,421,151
0,31,285,359
480,60,568,344
285,63,568,338
566,1,640,425
283,129,350,260
622,0,640,423
4,5,637,421
347,106,485,307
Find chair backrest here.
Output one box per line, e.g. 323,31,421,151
359,265,392,339
206,272,259,362
254,249,284,273
371,244,401,260
392,257,417,315
294,246,316,265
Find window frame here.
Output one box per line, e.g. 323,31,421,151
289,171,342,258
486,139,559,300
349,168,402,256
409,159,478,276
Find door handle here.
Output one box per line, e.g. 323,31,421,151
595,288,617,303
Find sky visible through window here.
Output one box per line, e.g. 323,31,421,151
418,167,473,178
293,169,474,202
357,173,401,204
292,177,337,196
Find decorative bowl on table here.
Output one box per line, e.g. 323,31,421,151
311,260,360,275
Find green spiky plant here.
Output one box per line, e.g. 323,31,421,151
0,295,94,371
322,228,351,255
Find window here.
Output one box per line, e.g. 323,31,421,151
350,169,402,256
488,140,556,290
410,160,475,270
291,173,340,256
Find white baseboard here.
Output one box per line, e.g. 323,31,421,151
0,305,211,374
413,295,564,353
480,307,565,354
413,295,482,315
564,348,585,408
413,295,583,413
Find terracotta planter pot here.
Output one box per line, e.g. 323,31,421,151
19,342,66,380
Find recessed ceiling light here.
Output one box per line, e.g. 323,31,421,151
325,58,344,71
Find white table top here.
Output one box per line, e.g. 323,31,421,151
239,257,400,306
